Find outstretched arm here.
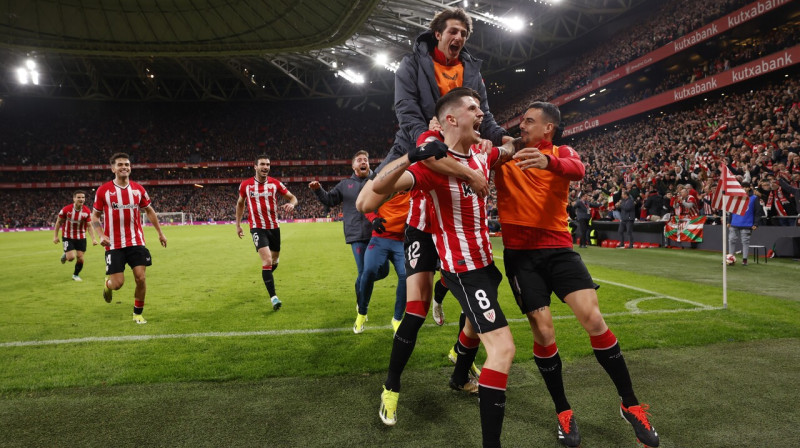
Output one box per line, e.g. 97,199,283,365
357,157,414,213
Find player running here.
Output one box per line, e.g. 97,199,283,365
54,190,98,281
91,153,167,324
236,155,298,311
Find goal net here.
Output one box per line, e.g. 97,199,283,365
154,212,192,225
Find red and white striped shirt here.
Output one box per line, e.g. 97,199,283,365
406,189,437,233
408,146,499,273
57,204,92,239
239,176,288,230
93,181,151,250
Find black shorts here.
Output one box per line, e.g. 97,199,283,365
250,228,281,252
62,238,87,253
105,246,152,275
503,248,598,314
441,263,507,334
404,226,439,276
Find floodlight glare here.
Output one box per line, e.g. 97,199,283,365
502,16,525,32
30,70,40,85
17,67,28,84
374,53,388,66
26,59,36,70
337,68,365,84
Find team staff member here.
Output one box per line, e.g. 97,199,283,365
54,190,98,281
309,150,389,314
361,88,519,448
495,102,659,447
92,153,167,324
236,155,298,311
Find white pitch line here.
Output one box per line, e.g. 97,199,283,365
1,305,724,348
1,258,721,348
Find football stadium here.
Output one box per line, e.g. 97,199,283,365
1,1,799,447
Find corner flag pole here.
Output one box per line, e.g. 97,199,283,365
722,194,728,309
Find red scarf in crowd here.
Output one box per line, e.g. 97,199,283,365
766,189,789,216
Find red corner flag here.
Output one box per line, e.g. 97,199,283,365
712,165,749,215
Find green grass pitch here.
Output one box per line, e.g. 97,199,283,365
1,222,798,447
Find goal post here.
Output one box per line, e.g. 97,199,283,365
153,212,192,225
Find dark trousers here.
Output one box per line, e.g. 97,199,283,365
578,219,590,247
618,220,633,246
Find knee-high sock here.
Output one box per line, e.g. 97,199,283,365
262,265,276,297
534,342,570,413
433,278,449,304
451,331,480,385
74,261,84,275
592,329,638,407
385,302,428,392
479,368,508,448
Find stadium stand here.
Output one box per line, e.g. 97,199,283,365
1,0,797,232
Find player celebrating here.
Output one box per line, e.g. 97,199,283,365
236,155,298,311
360,87,519,448
91,153,168,324
309,150,390,317
53,190,98,281
495,102,659,447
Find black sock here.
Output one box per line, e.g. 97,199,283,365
262,268,276,297
594,343,638,407
271,262,278,272
384,314,426,392
433,280,448,304
451,338,479,386
534,352,570,413
74,261,84,275
479,385,506,448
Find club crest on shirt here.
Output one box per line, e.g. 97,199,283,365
483,309,496,323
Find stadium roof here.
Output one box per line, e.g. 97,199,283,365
0,0,649,101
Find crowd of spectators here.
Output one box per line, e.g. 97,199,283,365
493,0,754,123
563,76,800,227
2,0,797,231
1,182,345,228
563,26,798,124
0,100,396,165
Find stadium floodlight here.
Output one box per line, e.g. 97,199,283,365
476,12,527,33
373,53,400,72
337,68,365,84
16,58,40,85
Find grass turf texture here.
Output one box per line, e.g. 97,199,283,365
1,222,798,447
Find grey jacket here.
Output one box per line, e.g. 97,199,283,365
392,30,507,155
313,173,373,244
618,197,636,221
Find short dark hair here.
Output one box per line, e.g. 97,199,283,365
352,150,369,162
255,154,270,165
429,8,472,37
73,190,86,197
527,101,561,126
109,152,130,165
435,87,480,121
